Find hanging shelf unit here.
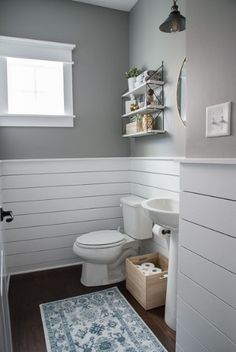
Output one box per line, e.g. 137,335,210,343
121,62,166,138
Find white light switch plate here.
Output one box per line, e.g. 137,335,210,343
206,102,231,137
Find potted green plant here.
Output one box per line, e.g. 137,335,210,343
125,67,141,91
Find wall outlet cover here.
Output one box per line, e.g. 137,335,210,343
206,102,231,138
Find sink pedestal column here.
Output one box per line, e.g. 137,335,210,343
165,230,178,331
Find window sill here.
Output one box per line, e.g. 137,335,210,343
0,114,75,127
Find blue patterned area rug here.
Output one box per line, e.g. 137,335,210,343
40,287,167,352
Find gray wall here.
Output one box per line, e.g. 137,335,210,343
186,0,236,157
0,0,130,159
129,0,186,157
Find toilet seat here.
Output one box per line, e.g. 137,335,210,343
75,230,126,249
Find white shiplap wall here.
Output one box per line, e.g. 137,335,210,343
2,158,130,274
2,157,180,274
130,158,180,257
177,161,236,352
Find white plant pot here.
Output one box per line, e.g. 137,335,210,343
128,77,136,91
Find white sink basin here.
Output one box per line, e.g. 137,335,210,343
142,198,179,230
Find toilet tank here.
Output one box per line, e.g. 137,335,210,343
120,196,152,240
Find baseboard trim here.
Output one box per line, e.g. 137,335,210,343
9,261,83,277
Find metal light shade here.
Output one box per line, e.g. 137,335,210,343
159,0,186,33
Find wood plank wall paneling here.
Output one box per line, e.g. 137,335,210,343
178,162,236,352
130,158,180,258
2,158,180,275
179,247,236,309
176,323,208,352
176,344,185,352
2,158,131,175
181,192,236,238
178,273,236,344
3,159,129,274
180,220,236,273
181,163,236,200
177,298,236,352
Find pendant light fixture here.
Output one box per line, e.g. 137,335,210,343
159,0,186,33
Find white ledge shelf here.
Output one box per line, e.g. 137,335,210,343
122,80,164,98
122,130,166,138
122,106,165,118
179,158,236,165
0,114,76,127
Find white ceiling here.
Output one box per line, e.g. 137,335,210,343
73,0,138,12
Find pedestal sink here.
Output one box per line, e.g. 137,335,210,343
142,198,179,331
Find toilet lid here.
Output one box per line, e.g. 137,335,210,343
76,230,125,247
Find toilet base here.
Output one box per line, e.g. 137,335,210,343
81,262,126,286
80,246,138,287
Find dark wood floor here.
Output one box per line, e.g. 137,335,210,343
9,265,175,352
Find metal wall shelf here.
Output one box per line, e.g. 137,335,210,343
121,62,165,137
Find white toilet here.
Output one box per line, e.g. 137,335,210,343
73,196,152,286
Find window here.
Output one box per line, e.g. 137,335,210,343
0,36,76,127
7,58,64,115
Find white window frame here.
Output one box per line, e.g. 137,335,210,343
0,36,76,127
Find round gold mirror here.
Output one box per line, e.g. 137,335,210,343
177,58,186,125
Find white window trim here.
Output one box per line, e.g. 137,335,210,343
0,36,76,127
